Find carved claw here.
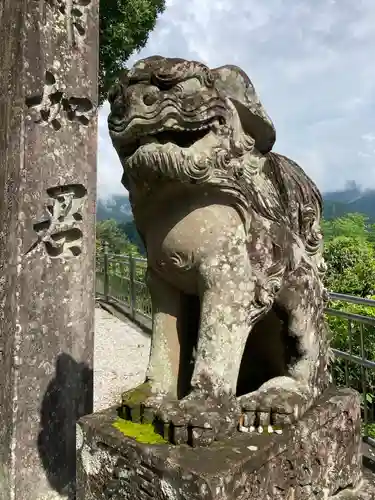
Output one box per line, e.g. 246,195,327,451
238,383,312,433
167,391,240,446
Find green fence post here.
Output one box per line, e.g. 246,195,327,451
103,242,109,302
129,253,136,319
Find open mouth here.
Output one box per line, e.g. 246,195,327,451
117,118,220,159
152,126,209,147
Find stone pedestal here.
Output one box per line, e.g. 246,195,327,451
0,0,98,498
76,388,364,500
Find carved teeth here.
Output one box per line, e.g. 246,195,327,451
238,423,280,435
239,425,249,433
164,118,177,129
131,119,215,142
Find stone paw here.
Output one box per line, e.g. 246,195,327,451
177,391,240,446
238,378,313,434
146,391,240,447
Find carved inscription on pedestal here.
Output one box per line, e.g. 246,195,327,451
26,184,87,258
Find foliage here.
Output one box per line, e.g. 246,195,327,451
99,0,166,105
321,213,374,243
322,213,375,297
119,220,146,254
323,236,375,297
322,213,375,433
96,219,139,255
96,196,145,254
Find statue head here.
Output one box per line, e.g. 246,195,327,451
107,56,276,190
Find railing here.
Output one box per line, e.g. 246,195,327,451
96,244,152,329
95,247,375,441
326,293,375,441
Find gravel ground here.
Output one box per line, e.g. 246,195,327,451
94,306,151,411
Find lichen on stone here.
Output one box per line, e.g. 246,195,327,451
112,418,167,445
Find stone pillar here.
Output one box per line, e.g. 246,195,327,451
0,0,98,498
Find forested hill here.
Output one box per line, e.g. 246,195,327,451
323,183,375,222
97,195,133,223
97,183,375,223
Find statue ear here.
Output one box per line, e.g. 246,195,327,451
212,65,276,154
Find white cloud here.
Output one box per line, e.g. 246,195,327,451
97,101,128,199
362,133,375,143
98,0,375,198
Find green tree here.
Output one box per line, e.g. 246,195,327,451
119,220,146,255
96,219,139,255
369,222,375,245
321,213,373,243
99,0,166,105
323,236,375,297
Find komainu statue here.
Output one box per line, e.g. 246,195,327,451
107,56,331,447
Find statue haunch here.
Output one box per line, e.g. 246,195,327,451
108,56,331,447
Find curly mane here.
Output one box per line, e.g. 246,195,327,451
253,152,323,256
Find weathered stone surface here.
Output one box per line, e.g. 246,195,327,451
77,388,363,499
0,0,98,498
334,467,375,499
107,56,330,446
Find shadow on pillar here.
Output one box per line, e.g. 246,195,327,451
38,353,93,499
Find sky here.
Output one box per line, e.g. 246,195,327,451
97,0,375,199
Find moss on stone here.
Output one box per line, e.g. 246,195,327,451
113,418,167,445
121,381,152,407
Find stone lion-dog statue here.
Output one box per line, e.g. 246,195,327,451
107,56,331,447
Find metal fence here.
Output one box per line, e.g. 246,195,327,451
96,245,152,329
95,247,375,440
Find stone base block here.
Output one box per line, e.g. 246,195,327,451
76,387,363,499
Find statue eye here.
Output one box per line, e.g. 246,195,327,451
143,92,159,106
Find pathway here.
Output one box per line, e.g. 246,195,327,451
94,305,151,411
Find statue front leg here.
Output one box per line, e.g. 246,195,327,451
121,267,182,422
170,255,261,445
146,267,182,396
190,284,253,397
